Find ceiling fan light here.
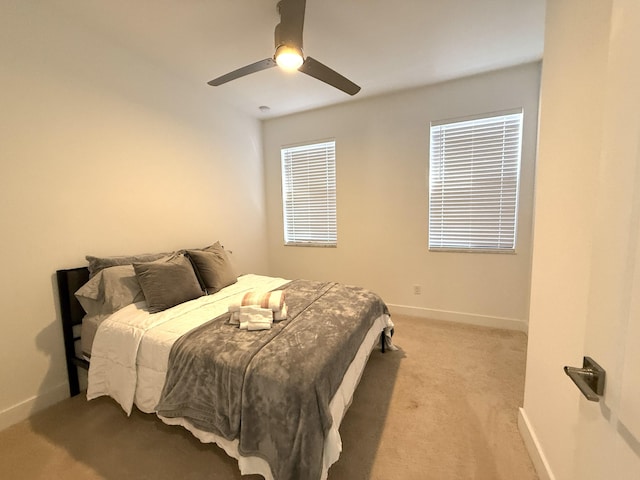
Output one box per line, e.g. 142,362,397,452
275,45,304,71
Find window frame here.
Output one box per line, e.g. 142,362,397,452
280,139,337,247
427,108,524,254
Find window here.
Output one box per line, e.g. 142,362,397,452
281,140,337,246
429,110,523,252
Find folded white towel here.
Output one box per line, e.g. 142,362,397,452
238,305,273,331
248,321,272,331
229,290,288,322
229,311,241,325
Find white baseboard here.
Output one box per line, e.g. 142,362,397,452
387,303,528,333
518,407,555,480
0,382,69,432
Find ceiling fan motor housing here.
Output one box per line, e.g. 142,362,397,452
274,0,306,54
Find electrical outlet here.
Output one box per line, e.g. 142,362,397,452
413,284,421,295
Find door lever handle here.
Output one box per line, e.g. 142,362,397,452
564,356,605,402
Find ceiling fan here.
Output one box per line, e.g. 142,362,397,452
207,0,361,96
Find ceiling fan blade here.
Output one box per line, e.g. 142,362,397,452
299,56,361,96
275,0,306,49
208,58,277,86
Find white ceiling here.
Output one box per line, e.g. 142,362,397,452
61,0,546,119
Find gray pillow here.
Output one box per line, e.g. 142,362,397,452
86,251,172,277
187,242,238,294
75,265,145,316
133,255,204,313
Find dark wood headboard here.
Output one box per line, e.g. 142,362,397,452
56,267,90,396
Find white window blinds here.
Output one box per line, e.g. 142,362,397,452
429,111,523,252
281,140,337,246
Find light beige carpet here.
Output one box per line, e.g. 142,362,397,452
0,315,537,480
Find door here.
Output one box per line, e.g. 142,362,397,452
573,0,640,476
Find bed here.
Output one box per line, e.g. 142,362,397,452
56,244,395,480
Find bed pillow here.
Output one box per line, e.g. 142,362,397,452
86,251,172,277
187,242,238,294
75,264,145,316
134,254,204,313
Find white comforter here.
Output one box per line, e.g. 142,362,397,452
87,274,290,414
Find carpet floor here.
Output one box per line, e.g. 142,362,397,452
0,315,537,479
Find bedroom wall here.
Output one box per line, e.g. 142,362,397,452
0,3,269,430
262,62,540,331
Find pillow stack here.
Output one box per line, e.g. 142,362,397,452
75,241,238,315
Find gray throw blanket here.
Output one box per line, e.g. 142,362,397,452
155,279,389,480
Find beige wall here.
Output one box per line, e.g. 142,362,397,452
0,2,269,429
521,1,609,476
262,63,540,331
